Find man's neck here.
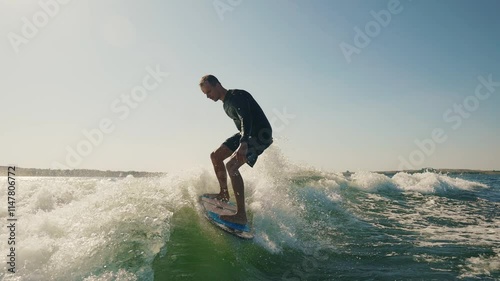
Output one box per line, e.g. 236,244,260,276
220,88,228,101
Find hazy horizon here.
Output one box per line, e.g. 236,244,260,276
1,0,499,173
1,163,500,174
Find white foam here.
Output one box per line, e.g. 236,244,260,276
459,248,500,278
370,191,500,249
245,163,302,252
339,171,488,194
350,171,395,191
0,175,191,281
0,150,494,280
242,146,344,254
392,172,488,193
82,269,138,281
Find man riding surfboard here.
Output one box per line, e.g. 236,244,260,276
199,75,273,225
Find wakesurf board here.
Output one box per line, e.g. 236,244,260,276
199,194,253,239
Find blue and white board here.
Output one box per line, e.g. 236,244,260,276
199,194,253,239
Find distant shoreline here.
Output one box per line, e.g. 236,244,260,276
0,166,165,177
1,166,499,177
372,168,500,176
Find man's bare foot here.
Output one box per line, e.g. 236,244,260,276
220,213,247,225
205,192,229,202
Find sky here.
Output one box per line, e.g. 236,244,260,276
1,0,499,173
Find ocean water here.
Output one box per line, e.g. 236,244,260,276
1,147,499,281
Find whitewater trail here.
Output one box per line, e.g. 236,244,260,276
0,146,498,280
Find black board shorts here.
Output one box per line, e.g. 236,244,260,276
222,133,273,167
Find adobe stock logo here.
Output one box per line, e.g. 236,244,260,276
213,0,243,21
270,107,295,133
7,0,73,54
339,0,412,64
51,65,169,170
398,74,499,170
282,242,336,281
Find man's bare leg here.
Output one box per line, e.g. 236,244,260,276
221,156,247,225
208,145,234,201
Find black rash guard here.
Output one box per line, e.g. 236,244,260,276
223,89,273,144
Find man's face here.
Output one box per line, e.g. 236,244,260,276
200,82,218,102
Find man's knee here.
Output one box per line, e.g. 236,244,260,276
211,145,234,164
210,150,224,164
